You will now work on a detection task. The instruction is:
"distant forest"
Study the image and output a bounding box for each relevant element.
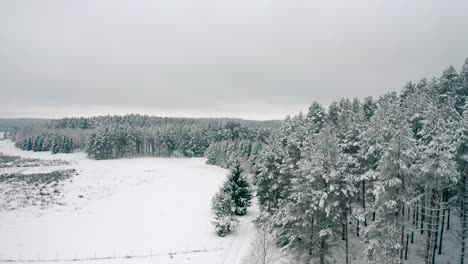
[10,115,280,160]
[0,118,51,133]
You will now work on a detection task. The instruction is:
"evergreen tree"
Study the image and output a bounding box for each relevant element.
[456,109,468,264]
[211,190,239,237]
[222,161,252,216]
[51,136,60,154]
[255,140,285,213]
[364,94,417,264]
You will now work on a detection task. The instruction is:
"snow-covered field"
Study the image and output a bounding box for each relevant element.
[0,139,258,264]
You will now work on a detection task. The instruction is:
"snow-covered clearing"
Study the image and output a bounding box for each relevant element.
[0,139,258,264]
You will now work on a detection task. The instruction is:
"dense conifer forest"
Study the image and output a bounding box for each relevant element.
[240,59,468,264]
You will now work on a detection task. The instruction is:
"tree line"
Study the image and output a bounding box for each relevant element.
[12,115,278,160]
[15,132,75,153]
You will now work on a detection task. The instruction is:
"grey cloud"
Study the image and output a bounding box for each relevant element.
[1,0,468,119]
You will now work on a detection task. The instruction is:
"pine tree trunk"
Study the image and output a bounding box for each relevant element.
[414,200,419,243]
[424,189,442,264]
[400,210,405,264]
[363,180,367,226]
[345,215,349,264]
[425,191,435,264]
[460,172,467,264]
[319,238,326,264]
[412,202,416,244]
[446,189,451,231]
[411,203,415,244]
[356,219,360,237]
[342,222,346,241]
[425,220,433,264]
[438,202,445,255]
[432,197,441,264]
[309,217,315,256]
[405,233,409,260]
[447,206,451,231]
[421,197,426,235]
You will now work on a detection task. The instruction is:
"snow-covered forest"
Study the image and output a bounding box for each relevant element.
[3,58,468,264]
[11,116,279,159]
[234,59,468,264]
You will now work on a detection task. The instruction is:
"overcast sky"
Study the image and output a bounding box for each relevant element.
[1,0,468,120]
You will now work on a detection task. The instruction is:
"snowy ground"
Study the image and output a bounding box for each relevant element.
[2,135,458,264]
[0,139,258,264]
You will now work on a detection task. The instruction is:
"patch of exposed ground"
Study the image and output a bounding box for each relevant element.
[0,169,77,210]
[0,152,70,168]
[0,153,76,210]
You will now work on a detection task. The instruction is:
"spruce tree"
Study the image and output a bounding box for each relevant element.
[51,136,60,154]
[222,161,252,216]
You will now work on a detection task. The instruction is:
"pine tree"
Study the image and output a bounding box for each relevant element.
[306,101,327,134]
[364,94,417,264]
[255,141,285,213]
[456,109,468,264]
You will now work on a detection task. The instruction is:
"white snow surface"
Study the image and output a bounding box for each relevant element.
[0,139,258,264]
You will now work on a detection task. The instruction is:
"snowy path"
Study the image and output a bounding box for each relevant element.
[221,205,259,264]
[0,139,258,264]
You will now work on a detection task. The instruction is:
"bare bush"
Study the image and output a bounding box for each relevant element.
[242,224,280,264]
